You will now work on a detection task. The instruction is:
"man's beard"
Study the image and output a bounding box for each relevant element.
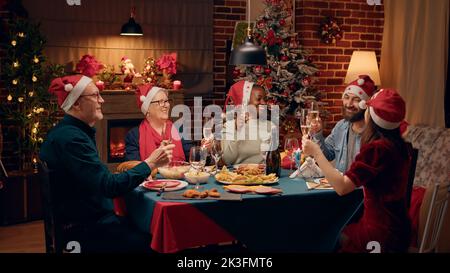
[343,106,365,122]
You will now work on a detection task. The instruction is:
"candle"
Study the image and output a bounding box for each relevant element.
[173,80,181,90]
[95,80,105,91]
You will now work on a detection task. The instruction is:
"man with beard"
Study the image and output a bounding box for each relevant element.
[310,75,376,173]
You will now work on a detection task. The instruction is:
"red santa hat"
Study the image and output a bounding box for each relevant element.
[224,80,254,107]
[359,88,406,130]
[48,75,92,112]
[136,83,166,115]
[343,75,376,104]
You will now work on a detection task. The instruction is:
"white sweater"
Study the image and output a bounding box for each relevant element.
[221,118,274,165]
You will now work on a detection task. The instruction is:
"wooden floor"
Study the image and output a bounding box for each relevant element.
[0,220,45,253]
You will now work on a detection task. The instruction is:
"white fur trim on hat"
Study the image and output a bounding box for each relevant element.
[342,85,370,101]
[61,76,92,112]
[358,100,367,110]
[242,81,254,106]
[357,78,365,85]
[369,106,401,130]
[140,86,165,115]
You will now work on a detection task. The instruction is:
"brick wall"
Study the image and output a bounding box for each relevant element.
[296,0,384,130]
[212,0,384,131]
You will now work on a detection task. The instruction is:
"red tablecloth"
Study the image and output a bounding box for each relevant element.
[114,198,235,253]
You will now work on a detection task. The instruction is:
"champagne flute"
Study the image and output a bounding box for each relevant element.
[189,146,207,189]
[299,109,311,138]
[308,102,321,142]
[284,137,300,172]
[210,140,223,174]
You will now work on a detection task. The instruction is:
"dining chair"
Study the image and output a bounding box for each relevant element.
[38,160,65,253]
[418,182,450,253]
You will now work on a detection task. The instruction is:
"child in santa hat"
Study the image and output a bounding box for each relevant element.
[302,88,411,253]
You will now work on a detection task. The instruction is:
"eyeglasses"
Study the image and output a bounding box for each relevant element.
[80,92,102,101]
[150,99,172,107]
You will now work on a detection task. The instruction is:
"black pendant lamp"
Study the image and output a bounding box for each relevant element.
[120,6,143,36]
[229,0,266,65]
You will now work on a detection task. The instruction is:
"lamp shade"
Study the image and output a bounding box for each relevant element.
[120,17,143,36]
[229,36,267,66]
[345,51,381,85]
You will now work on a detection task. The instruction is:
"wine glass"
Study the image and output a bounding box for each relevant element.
[299,109,311,138]
[284,137,300,172]
[210,140,223,174]
[189,146,207,189]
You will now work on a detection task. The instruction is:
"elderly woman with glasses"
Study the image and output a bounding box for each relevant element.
[125,84,188,162]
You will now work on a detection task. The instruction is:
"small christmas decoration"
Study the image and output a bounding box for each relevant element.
[319,16,343,44]
[76,54,104,77]
[141,57,160,84]
[98,65,121,89]
[120,56,139,83]
[156,52,177,89]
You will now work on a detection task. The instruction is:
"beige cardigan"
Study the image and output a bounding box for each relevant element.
[221,118,274,165]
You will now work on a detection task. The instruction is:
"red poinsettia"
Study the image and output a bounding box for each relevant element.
[156,52,177,75]
[76,54,104,77]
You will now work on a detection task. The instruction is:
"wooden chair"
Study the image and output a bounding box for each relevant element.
[418,182,450,253]
[38,160,65,253]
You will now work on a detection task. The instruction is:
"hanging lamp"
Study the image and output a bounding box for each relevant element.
[120,6,143,36]
[229,0,266,65]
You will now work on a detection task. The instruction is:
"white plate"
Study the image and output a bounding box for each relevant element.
[140,179,188,192]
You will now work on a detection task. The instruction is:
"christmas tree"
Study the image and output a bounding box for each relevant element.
[232,0,321,118]
[1,17,62,169]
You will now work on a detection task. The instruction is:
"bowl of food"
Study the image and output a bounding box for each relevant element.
[184,171,211,184]
[158,161,191,179]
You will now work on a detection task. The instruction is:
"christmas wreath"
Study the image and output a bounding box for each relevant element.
[319,16,343,44]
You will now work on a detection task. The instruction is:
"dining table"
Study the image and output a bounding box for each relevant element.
[117,169,363,253]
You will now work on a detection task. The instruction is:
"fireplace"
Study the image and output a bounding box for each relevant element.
[107,119,141,163]
[95,90,184,172]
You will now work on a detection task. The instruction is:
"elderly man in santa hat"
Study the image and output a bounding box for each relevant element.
[39,75,175,253]
[309,75,376,173]
[303,88,411,253]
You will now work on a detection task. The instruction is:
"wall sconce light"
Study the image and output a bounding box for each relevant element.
[120,6,143,36]
[229,0,266,66]
[345,51,381,85]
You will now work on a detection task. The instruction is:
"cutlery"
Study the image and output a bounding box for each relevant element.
[157,182,167,196]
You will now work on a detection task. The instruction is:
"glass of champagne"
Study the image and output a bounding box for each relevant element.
[210,140,223,174]
[299,109,311,139]
[308,102,321,142]
[284,137,300,174]
[189,146,207,189]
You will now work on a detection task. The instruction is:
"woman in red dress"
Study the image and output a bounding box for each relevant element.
[302,89,411,252]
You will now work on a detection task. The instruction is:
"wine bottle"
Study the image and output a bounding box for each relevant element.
[265,127,281,177]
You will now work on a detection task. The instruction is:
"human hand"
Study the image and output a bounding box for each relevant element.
[145,144,175,169]
[201,138,213,150]
[301,136,320,158]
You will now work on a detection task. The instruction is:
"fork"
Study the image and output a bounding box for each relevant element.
[157,182,167,196]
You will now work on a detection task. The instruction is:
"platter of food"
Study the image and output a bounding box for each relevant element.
[215,167,278,185]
